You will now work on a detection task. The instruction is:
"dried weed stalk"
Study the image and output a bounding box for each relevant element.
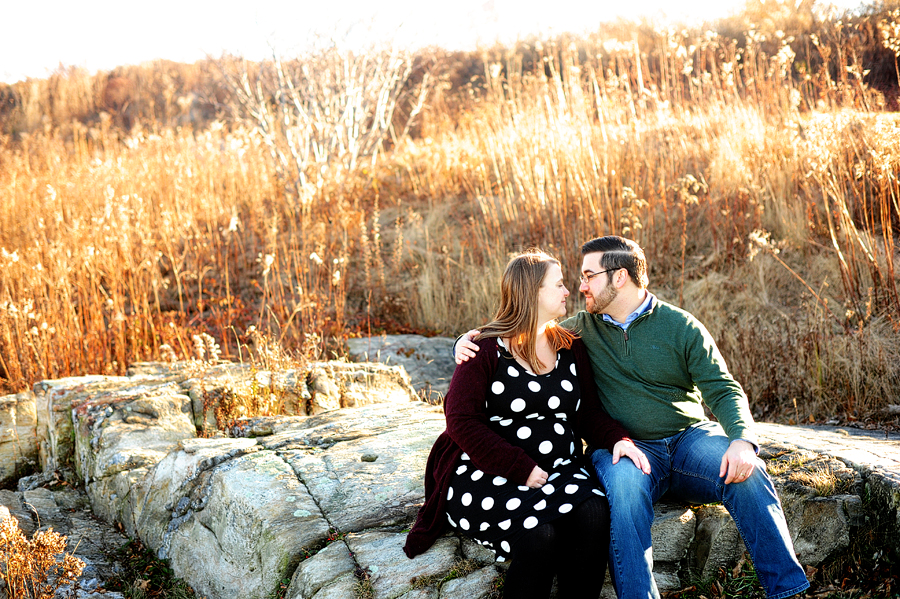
[0,514,85,599]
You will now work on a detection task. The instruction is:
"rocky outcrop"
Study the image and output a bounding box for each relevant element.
[347,334,456,403]
[0,391,38,483]
[2,349,899,599]
[2,360,428,598]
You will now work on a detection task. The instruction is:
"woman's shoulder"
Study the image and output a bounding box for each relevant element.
[454,336,500,371]
[569,336,587,349]
[474,335,499,349]
[568,336,588,355]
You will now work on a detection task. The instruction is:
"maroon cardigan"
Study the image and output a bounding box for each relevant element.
[403,336,631,558]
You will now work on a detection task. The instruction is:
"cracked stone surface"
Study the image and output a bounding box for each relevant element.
[278,403,442,532]
[286,539,356,598]
[345,531,460,599]
[165,449,329,599]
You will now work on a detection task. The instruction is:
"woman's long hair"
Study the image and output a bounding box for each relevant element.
[476,250,576,373]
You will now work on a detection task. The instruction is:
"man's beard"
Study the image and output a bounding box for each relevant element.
[585,283,617,315]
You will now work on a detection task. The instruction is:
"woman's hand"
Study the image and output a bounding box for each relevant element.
[525,465,549,488]
[612,440,651,474]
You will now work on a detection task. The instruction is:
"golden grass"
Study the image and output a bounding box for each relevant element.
[766,451,857,497]
[1,7,899,425]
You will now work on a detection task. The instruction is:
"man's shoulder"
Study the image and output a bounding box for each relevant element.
[648,297,711,339]
[561,311,604,336]
[649,297,699,323]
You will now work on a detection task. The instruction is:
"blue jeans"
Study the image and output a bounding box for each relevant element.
[591,421,810,599]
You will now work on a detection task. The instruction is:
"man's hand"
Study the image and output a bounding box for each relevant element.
[611,440,651,474]
[720,439,757,484]
[525,465,549,488]
[453,329,482,364]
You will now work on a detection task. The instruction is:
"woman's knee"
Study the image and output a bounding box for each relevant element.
[554,495,610,541]
[573,495,609,527]
[512,522,561,560]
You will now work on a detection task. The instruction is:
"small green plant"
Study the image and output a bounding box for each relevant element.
[325,528,347,544]
[488,571,505,598]
[353,565,374,599]
[105,539,195,599]
[669,555,765,599]
[296,544,321,562]
[271,576,291,599]
[409,558,479,590]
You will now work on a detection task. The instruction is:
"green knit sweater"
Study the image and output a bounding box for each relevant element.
[560,296,757,444]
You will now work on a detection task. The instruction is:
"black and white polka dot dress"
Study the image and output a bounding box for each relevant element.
[444,340,604,560]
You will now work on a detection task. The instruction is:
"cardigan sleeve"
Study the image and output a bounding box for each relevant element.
[403,431,460,558]
[443,337,538,486]
[570,338,632,451]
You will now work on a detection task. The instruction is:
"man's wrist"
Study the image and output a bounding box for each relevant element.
[731,438,759,454]
[452,334,464,358]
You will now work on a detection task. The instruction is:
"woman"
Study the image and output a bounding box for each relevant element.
[404,250,650,598]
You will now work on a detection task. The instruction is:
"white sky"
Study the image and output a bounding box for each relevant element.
[0,0,864,84]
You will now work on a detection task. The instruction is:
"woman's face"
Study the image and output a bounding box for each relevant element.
[537,263,569,324]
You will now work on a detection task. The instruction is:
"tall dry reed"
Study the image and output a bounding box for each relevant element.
[0,122,352,386]
[388,26,899,421]
[1,5,899,424]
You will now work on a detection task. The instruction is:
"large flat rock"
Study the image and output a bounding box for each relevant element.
[132,437,260,550]
[277,403,443,531]
[165,450,331,599]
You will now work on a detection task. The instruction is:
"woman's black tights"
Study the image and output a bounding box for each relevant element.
[502,495,610,599]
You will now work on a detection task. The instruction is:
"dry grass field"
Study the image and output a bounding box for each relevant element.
[1,1,899,430]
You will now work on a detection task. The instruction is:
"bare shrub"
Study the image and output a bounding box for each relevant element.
[0,511,85,599]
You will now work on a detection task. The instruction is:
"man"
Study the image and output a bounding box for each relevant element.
[455,235,809,599]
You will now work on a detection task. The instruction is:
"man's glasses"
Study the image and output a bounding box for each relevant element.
[579,268,618,285]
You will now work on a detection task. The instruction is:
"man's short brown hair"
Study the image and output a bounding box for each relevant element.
[581,236,649,289]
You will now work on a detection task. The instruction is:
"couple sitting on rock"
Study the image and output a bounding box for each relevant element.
[403,235,810,599]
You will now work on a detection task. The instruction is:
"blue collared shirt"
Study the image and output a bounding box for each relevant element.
[602,291,654,330]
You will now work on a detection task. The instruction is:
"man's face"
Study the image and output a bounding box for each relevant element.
[580,252,618,315]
